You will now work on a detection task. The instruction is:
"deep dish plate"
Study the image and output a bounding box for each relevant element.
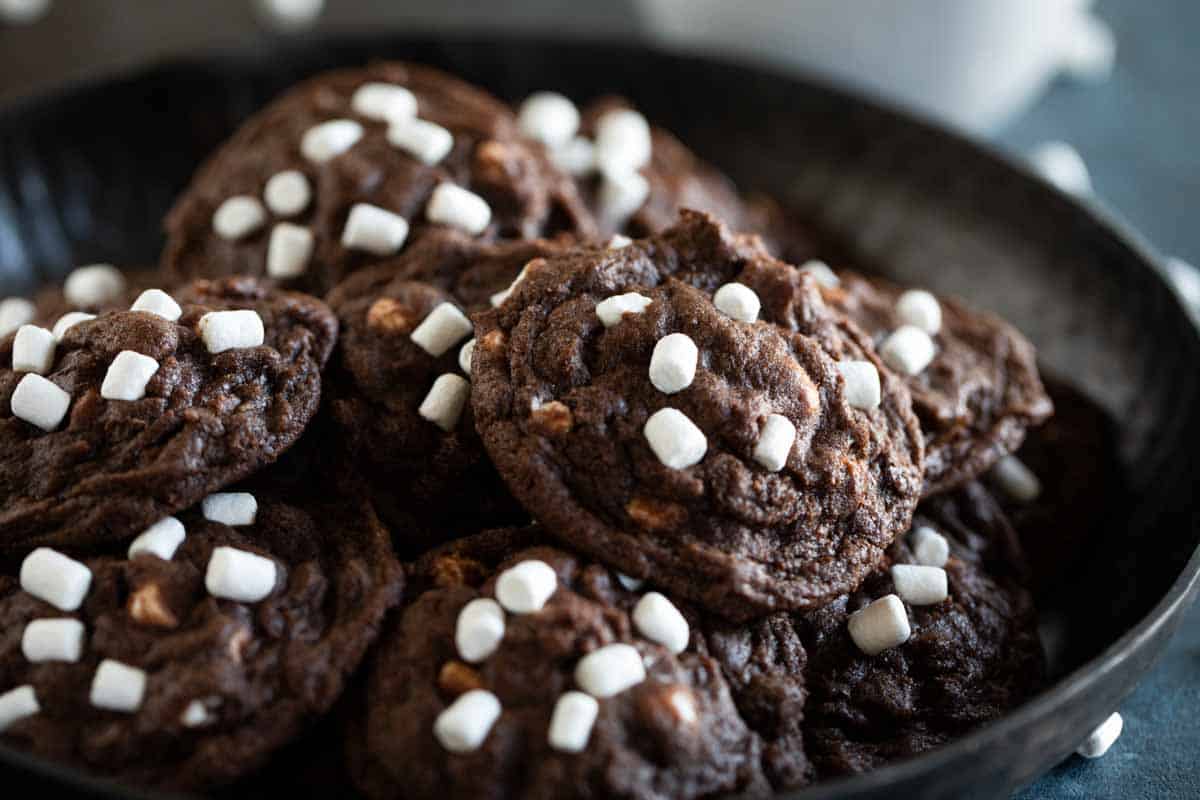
[0,35,1198,800]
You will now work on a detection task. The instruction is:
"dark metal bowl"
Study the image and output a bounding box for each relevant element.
[1,35,1198,800]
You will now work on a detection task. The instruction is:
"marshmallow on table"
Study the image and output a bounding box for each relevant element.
[644,408,707,470]
[550,136,595,176]
[649,333,698,394]
[1061,14,1116,84]
[341,203,410,256]
[12,325,55,374]
[411,302,472,358]
[799,260,840,288]
[548,691,599,753]
[847,594,911,656]
[351,82,418,123]
[198,309,264,354]
[388,117,453,166]
[264,170,312,217]
[202,492,258,526]
[205,546,277,603]
[89,659,147,713]
[632,592,690,654]
[267,223,315,278]
[100,351,159,401]
[434,689,502,753]
[895,289,942,335]
[616,573,645,591]
[594,108,652,173]
[52,311,95,341]
[910,526,950,568]
[575,643,646,698]
[608,234,633,249]
[301,119,363,163]
[890,564,949,605]
[11,373,71,431]
[595,292,652,328]
[427,183,492,236]
[753,413,796,472]
[597,168,650,226]
[128,516,186,561]
[880,325,936,375]
[1029,140,1092,196]
[991,455,1042,502]
[130,289,182,322]
[212,196,267,240]
[455,598,506,663]
[517,92,580,148]
[1077,712,1123,759]
[64,264,126,308]
[21,618,85,663]
[713,282,760,323]
[495,560,558,614]
[0,686,39,733]
[0,297,35,337]
[836,360,882,411]
[458,338,475,376]
[419,374,470,432]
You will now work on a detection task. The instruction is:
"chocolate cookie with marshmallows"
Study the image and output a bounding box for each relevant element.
[0,276,336,553]
[471,211,925,620]
[0,487,402,790]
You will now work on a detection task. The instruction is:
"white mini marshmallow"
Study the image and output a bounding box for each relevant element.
[388,117,454,166]
[198,309,265,354]
[597,168,649,226]
[495,560,558,614]
[263,169,312,217]
[0,297,34,337]
[517,92,580,147]
[181,700,213,728]
[411,302,473,357]
[301,118,363,163]
[351,82,418,123]
[575,643,646,698]
[847,594,911,656]
[1029,140,1092,196]
[100,350,159,401]
[550,136,595,176]
[753,413,796,472]
[910,526,950,568]
[799,260,840,288]
[202,492,258,526]
[341,203,410,256]
[633,591,690,654]
[880,325,936,376]
[64,264,126,308]
[11,373,70,431]
[434,689,502,753]
[267,223,314,278]
[616,573,644,591]
[992,455,1042,502]
[12,325,55,374]
[212,195,267,240]
[128,516,186,561]
[713,282,760,323]
[427,183,492,236]
[0,686,38,732]
[649,333,698,395]
[608,234,633,249]
[1077,712,1123,759]
[21,618,85,663]
[489,262,533,308]
[130,289,182,321]
[890,564,949,605]
[836,360,882,411]
[205,546,277,603]
[644,408,707,470]
[52,311,95,341]
[419,373,470,432]
[895,289,942,335]
[89,659,147,713]
[548,691,599,753]
[594,108,652,173]
[1061,15,1116,84]
[595,292,652,328]
[458,338,475,376]
[455,598,506,663]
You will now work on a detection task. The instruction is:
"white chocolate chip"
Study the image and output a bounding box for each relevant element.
[418,373,470,432]
[387,117,454,166]
[64,264,126,308]
[799,260,840,288]
[21,618,85,663]
[10,373,71,431]
[301,118,363,163]
[263,170,312,217]
[198,309,265,354]
[351,82,418,123]
[427,183,492,236]
[1077,712,1123,759]
[205,546,276,603]
[880,325,936,375]
[202,492,258,526]
[341,203,410,256]
[753,413,796,472]
[595,292,652,327]
[495,560,558,614]
[547,691,599,753]
[632,591,690,654]
[895,289,942,335]
[128,517,186,561]
[597,168,649,227]
[713,282,760,323]
[100,350,159,401]
[89,659,147,713]
[608,234,633,249]
[266,223,314,279]
[836,360,882,410]
[910,526,950,568]
[890,564,949,605]
[51,311,95,341]
[455,598,506,663]
[616,573,644,592]
[847,594,911,656]
[549,136,595,176]
[411,302,472,358]
[649,333,698,395]
[130,289,182,321]
[991,455,1042,502]
[0,686,39,732]
[594,108,652,173]
[434,689,502,753]
[643,408,707,470]
[517,92,580,147]
[12,325,55,374]
[212,196,266,240]
[458,338,475,376]
[575,643,646,698]
[0,297,35,337]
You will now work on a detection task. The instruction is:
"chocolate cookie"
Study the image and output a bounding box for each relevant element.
[471,211,924,620]
[0,277,336,552]
[0,488,402,790]
[162,62,597,295]
[819,272,1053,495]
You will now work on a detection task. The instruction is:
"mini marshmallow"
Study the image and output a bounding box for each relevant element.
[1029,140,1092,196]
[12,325,55,374]
[0,297,34,337]
[597,168,650,226]
[419,373,470,432]
[89,659,147,713]
[351,82,418,123]
[799,260,840,288]
[205,546,277,603]
[21,618,85,663]
[341,203,410,256]
[1077,712,1123,759]
[11,373,70,431]
[198,309,265,354]
[458,338,476,376]
[517,92,580,147]
[575,643,646,698]
[548,691,599,753]
[51,311,95,341]
[890,564,949,605]
[616,573,644,591]
[847,594,911,656]
[836,360,882,411]
[632,592,690,654]
[100,350,160,401]
[427,183,492,236]
[434,689,502,753]
[992,455,1042,502]
[488,262,533,308]
[411,302,473,358]
[267,223,314,278]
[128,516,186,561]
[753,413,796,472]
[880,325,936,376]
[594,108,652,173]
[301,118,363,163]
[595,292,652,327]
[649,333,698,394]
[263,169,312,217]
[181,700,213,728]
[130,289,182,321]
[202,492,258,526]
[1061,15,1116,84]
[0,686,38,732]
[64,264,126,309]
[910,526,950,568]
[550,136,595,176]
[644,408,707,470]
[608,234,633,249]
[455,598,506,663]
[895,289,942,335]
[713,282,760,323]
[212,195,266,240]
[495,560,558,614]
[388,117,454,166]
